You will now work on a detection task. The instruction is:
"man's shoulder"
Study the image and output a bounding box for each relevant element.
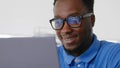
[98,40,120,59]
[100,40,120,50]
[97,40,120,67]
[57,45,63,53]
[93,40,120,67]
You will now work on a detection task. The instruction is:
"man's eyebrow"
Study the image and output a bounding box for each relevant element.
[67,12,81,17]
[54,15,59,18]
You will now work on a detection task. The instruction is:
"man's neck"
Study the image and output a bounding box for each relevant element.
[72,35,94,57]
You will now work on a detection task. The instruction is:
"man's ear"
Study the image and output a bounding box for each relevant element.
[90,15,95,27]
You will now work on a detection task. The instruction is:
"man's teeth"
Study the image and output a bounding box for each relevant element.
[65,37,74,41]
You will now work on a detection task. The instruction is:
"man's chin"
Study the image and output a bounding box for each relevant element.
[63,44,77,55]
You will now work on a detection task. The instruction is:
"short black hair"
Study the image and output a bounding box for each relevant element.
[53,0,94,13]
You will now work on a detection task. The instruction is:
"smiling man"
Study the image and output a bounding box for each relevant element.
[49,0,120,68]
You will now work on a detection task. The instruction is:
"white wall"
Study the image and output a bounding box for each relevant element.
[0,0,120,41]
[94,0,120,41]
[0,0,54,37]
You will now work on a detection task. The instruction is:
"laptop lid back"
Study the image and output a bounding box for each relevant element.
[0,36,59,68]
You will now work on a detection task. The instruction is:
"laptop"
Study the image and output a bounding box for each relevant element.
[0,36,60,68]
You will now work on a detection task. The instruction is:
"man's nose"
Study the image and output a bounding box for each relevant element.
[61,21,72,33]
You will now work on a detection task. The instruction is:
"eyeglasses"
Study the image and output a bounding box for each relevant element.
[49,13,94,30]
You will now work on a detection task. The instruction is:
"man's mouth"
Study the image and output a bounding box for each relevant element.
[63,35,77,44]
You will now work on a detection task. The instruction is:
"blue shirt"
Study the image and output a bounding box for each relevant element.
[57,35,120,68]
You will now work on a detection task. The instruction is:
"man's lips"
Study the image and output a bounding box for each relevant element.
[64,37,75,44]
[62,35,78,44]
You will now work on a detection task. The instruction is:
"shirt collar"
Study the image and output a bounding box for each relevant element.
[62,46,75,64]
[62,34,101,64]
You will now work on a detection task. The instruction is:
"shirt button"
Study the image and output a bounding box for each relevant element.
[77,64,80,68]
[74,58,80,63]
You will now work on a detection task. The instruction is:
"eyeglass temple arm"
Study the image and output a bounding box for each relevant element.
[83,13,94,18]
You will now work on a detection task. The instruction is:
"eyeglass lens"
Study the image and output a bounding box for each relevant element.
[67,16,81,27]
[52,16,81,29]
[54,19,64,29]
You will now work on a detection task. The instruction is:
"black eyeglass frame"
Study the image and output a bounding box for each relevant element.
[49,13,94,30]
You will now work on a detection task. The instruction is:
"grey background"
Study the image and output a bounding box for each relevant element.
[0,0,120,41]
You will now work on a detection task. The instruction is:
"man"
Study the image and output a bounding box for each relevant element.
[49,0,120,68]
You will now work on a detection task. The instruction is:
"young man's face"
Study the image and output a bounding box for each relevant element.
[54,0,94,54]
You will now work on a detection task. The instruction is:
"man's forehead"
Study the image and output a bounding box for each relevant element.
[54,0,87,18]
[55,0,82,4]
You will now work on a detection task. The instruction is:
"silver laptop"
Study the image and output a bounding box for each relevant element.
[0,36,59,68]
